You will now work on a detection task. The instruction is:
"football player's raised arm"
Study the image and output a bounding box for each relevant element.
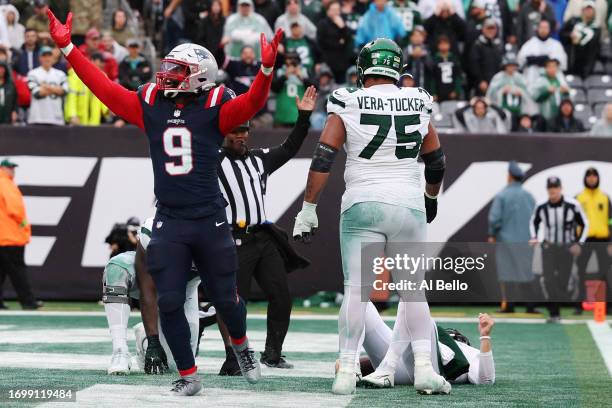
[471,313,495,385]
[218,30,283,135]
[419,123,445,198]
[304,114,346,204]
[63,46,144,129]
[47,10,144,129]
[218,69,273,135]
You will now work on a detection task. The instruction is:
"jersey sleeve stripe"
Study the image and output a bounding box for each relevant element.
[143,83,157,106]
[205,86,219,108]
[149,85,158,105]
[140,226,152,238]
[211,86,223,107]
[329,94,346,108]
[141,83,150,100]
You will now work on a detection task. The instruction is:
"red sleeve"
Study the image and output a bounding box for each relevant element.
[65,46,144,129]
[218,70,272,136]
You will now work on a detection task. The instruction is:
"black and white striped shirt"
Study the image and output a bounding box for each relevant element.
[217,111,311,227]
[530,196,588,244]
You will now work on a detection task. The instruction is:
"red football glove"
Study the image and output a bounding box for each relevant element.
[47,9,73,48]
[260,29,283,69]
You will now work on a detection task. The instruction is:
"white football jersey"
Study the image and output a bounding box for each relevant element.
[327,84,433,214]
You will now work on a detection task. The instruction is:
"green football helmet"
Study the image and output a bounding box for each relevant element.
[356,38,403,85]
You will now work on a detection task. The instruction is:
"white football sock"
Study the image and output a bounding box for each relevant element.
[378,301,434,371]
[338,284,367,369]
[411,339,432,367]
[362,301,393,368]
[104,303,130,352]
[185,279,201,356]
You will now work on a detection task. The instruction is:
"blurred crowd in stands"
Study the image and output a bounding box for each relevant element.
[0,0,612,134]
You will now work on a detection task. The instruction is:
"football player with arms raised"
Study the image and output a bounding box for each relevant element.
[47,10,283,396]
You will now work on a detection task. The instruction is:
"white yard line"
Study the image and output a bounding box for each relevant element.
[0,352,335,379]
[38,384,352,408]
[587,321,612,377]
[0,329,338,353]
[0,309,604,324]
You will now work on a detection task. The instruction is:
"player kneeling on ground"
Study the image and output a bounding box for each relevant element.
[358,303,495,387]
[102,217,200,375]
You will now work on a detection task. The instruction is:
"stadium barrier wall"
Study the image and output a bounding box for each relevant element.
[2,125,612,300]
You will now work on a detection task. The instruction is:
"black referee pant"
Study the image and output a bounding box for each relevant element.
[234,228,292,360]
[576,238,610,301]
[0,246,37,308]
[542,244,574,318]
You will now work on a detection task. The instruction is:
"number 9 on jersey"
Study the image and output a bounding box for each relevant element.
[163,127,193,176]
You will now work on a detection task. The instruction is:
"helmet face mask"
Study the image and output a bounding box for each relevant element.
[156,44,218,97]
[157,59,196,91]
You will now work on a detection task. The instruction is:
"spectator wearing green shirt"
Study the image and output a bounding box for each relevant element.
[282,22,320,74]
[530,58,571,121]
[391,0,422,46]
[271,51,314,127]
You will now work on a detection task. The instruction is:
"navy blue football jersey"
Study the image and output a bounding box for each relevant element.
[137,83,234,219]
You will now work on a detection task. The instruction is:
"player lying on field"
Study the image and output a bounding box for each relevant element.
[357,302,496,387]
[48,9,283,395]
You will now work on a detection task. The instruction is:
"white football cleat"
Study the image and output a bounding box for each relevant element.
[232,340,261,384]
[361,369,395,388]
[413,363,451,395]
[108,349,132,375]
[332,363,357,395]
[133,322,147,371]
[165,376,203,396]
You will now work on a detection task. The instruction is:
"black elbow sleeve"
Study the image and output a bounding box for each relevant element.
[421,148,446,185]
[310,142,338,173]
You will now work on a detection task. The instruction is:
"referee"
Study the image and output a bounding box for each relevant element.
[217,86,316,369]
[530,176,588,322]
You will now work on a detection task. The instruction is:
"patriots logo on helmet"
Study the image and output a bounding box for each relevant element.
[193,48,210,62]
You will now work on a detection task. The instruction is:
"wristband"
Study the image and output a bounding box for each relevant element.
[479,336,491,340]
[60,43,74,56]
[147,335,161,346]
[424,191,438,200]
[261,65,273,76]
[302,201,317,211]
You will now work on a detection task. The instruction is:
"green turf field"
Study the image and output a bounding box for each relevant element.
[0,308,610,407]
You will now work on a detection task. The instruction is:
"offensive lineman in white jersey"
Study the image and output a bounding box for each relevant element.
[103,217,200,375]
[293,38,449,395]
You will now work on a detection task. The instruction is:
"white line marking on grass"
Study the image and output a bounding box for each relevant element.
[587,321,612,377]
[38,384,352,408]
[0,352,335,379]
[0,328,339,353]
[0,310,604,324]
